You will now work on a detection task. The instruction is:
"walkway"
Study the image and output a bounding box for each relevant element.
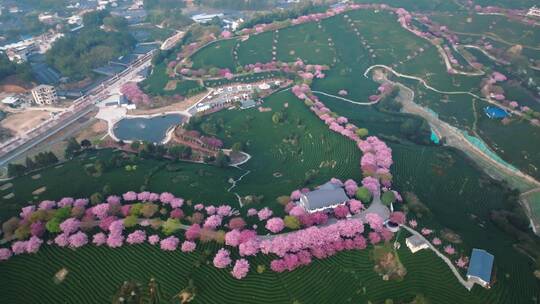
[311,91,379,106]
[363,64,528,124]
[401,225,475,291]
[460,45,510,65]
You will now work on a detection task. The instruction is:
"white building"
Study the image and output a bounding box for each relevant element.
[527,6,540,17]
[0,39,36,62]
[405,235,429,253]
[196,104,211,113]
[223,18,244,31]
[38,13,59,24]
[192,13,224,24]
[67,15,83,25]
[258,83,271,90]
[1,95,23,107]
[31,85,58,105]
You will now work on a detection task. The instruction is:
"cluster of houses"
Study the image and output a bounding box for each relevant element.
[191,12,244,32]
[0,31,64,63]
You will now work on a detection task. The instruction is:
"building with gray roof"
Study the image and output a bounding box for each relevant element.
[405,235,429,253]
[466,248,494,288]
[298,181,349,213]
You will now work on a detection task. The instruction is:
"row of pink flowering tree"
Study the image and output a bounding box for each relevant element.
[0,187,407,279]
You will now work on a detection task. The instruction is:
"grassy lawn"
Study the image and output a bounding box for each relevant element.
[276,22,335,65]
[237,31,274,66]
[141,63,203,97]
[0,150,242,222]
[431,13,540,48]
[191,39,238,70]
[192,89,362,213]
[477,116,540,180]
[399,78,478,130]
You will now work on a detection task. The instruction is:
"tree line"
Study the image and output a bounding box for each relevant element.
[45,10,136,80]
[8,152,59,178]
[0,53,33,83]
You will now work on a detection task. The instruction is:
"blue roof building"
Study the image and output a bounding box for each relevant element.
[466,248,494,288]
[484,106,509,119]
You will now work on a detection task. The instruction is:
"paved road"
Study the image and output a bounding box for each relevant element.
[0,50,156,167]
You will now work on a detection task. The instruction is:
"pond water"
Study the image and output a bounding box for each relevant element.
[113,114,184,143]
[430,130,440,144]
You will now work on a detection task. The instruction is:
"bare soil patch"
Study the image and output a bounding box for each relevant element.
[1,110,51,136]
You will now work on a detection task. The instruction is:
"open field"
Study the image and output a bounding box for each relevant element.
[141,63,203,97]
[1,110,51,136]
[237,31,274,66]
[191,39,239,70]
[275,22,335,65]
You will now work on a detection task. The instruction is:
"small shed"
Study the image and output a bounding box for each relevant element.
[467,248,494,288]
[405,235,429,253]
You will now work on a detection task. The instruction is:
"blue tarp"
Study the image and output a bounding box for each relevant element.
[484,106,509,119]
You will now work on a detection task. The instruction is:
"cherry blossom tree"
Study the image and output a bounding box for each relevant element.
[444,245,455,255]
[228,217,246,230]
[181,241,196,253]
[204,215,223,230]
[258,208,273,221]
[0,248,12,261]
[26,236,43,253]
[148,235,160,245]
[231,259,249,279]
[68,231,88,248]
[225,229,242,247]
[213,248,232,268]
[60,218,81,235]
[348,199,364,214]
[333,205,349,219]
[92,233,107,246]
[421,228,432,236]
[160,236,179,251]
[266,217,285,233]
[185,224,201,240]
[126,230,146,245]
